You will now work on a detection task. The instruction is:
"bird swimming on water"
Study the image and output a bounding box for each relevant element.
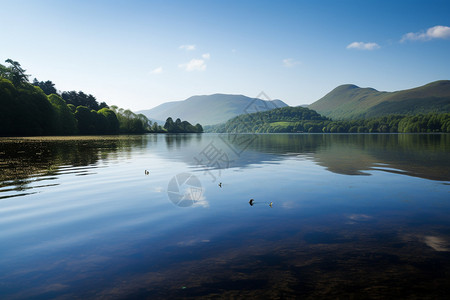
[249,199,254,206]
[218,182,222,188]
[145,170,149,175]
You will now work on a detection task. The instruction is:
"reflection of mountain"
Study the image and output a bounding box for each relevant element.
[158,133,286,170]
[156,133,450,181]
[2,133,448,199]
[243,134,450,181]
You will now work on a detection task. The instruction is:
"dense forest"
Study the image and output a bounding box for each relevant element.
[206,106,450,133]
[0,59,202,136]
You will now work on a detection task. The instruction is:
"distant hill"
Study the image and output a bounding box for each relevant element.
[205,104,450,134]
[137,94,288,125]
[309,80,450,119]
[206,106,329,133]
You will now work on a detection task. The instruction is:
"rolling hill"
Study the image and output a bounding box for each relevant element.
[137,94,288,125]
[309,80,450,119]
[206,106,329,133]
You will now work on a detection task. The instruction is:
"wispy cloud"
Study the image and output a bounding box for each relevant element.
[346,41,380,50]
[282,58,300,67]
[179,59,206,71]
[179,53,210,72]
[401,25,450,42]
[179,44,196,51]
[150,66,163,74]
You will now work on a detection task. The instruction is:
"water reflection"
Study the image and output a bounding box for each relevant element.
[158,133,450,181]
[0,134,449,299]
[1,134,449,201]
[0,136,147,198]
[2,134,448,187]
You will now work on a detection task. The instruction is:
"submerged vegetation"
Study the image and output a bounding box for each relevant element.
[0,59,202,136]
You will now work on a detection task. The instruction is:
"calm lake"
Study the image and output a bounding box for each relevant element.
[1,133,449,299]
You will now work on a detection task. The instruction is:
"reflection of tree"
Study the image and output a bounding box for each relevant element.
[236,134,450,181]
[165,134,199,150]
[0,136,146,185]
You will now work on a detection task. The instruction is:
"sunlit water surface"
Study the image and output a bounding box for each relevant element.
[0,134,449,299]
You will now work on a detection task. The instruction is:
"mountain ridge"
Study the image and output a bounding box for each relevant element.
[137,93,288,125]
[309,80,450,119]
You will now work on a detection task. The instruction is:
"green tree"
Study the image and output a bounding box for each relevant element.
[48,94,78,135]
[195,123,203,133]
[98,108,120,134]
[3,59,30,87]
[164,117,175,132]
[33,79,57,95]
[75,106,95,134]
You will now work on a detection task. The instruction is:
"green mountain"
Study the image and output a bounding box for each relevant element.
[206,105,450,134]
[309,80,450,119]
[207,106,329,133]
[137,94,288,125]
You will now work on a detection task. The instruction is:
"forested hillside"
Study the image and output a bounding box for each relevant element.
[0,59,201,136]
[207,106,329,133]
[206,106,450,133]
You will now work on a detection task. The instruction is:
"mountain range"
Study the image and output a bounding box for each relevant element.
[137,94,287,125]
[309,80,450,120]
[137,80,450,126]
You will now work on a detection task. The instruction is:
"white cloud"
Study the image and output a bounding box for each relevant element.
[401,25,450,42]
[282,58,300,67]
[150,66,163,74]
[346,41,380,50]
[202,53,210,60]
[179,58,206,71]
[179,44,196,51]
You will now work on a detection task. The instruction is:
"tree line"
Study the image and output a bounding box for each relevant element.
[206,106,450,133]
[163,117,203,133]
[0,59,203,136]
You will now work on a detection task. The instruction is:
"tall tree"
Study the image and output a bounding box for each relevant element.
[48,94,78,135]
[75,106,95,134]
[98,108,120,134]
[164,117,175,132]
[62,91,102,110]
[33,79,57,95]
[4,59,30,87]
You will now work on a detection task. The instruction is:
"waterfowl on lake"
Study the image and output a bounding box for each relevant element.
[269,202,273,208]
[249,199,254,206]
[145,170,149,175]
[218,182,222,188]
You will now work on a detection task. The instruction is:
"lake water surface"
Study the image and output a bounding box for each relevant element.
[1,133,449,299]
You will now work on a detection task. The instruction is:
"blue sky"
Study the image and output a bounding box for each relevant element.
[1,0,450,111]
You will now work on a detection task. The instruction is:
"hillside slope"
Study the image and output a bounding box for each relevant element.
[309,80,450,119]
[207,106,329,133]
[137,94,288,125]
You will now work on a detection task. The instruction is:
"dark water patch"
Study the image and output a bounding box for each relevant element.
[303,231,355,244]
[0,192,38,200]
